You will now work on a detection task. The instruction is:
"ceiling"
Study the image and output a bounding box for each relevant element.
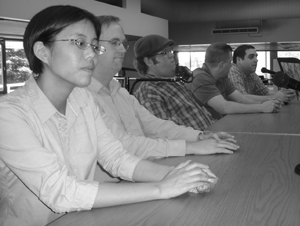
[140,0,300,23]
[140,0,300,51]
[97,0,300,50]
[98,0,300,23]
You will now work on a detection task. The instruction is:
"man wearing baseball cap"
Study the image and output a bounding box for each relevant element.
[133,34,214,131]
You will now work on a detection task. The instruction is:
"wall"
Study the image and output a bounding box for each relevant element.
[0,0,168,70]
[0,0,168,38]
[169,18,300,47]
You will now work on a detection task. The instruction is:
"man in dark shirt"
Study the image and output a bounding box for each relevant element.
[186,42,282,119]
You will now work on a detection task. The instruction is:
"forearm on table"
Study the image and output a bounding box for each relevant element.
[245,94,268,102]
[92,181,161,208]
[132,159,173,182]
[213,101,263,114]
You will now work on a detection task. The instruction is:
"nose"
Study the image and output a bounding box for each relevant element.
[85,44,97,60]
[119,43,128,53]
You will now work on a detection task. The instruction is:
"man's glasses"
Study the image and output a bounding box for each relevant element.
[50,38,106,55]
[99,39,129,50]
[155,50,174,58]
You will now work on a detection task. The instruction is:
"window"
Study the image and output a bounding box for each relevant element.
[278,51,300,59]
[178,50,271,78]
[257,51,271,79]
[0,39,31,94]
[0,42,3,93]
[177,52,205,71]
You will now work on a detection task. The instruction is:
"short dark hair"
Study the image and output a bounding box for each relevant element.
[133,55,159,76]
[205,42,232,67]
[97,15,120,29]
[24,5,100,75]
[133,57,148,76]
[233,45,255,63]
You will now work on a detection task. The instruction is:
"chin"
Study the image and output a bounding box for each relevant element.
[77,76,92,88]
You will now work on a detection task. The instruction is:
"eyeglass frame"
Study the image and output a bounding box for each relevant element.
[154,49,174,58]
[99,39,129,50]
[49,38,106,55]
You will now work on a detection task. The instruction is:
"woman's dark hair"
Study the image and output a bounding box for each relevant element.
[23,5,100,75]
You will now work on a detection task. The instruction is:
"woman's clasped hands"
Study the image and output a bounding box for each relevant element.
[158,160,218,199]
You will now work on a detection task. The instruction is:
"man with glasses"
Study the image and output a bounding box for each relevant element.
[87,16,238,168]
[133,34,216,131]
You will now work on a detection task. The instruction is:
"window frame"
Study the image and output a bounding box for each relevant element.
[1,37,28,94]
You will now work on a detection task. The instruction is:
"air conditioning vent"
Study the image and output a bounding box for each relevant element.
[212,27,259,34]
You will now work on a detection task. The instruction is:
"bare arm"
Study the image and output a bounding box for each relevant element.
[267,89,295,102]
[92,160,218,208]
[207,91,282,115]
[244,89,295,103]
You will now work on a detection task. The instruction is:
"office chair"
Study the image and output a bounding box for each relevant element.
[277,57,300,80]
[113,67,139,92]
[277,57,300,99]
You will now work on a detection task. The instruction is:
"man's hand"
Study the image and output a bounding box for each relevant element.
[261,98,283,113]
[199,131,236,143]
[186,138,239,155]
[275,89,296,102]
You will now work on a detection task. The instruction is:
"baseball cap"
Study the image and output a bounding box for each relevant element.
[134,34,175,58]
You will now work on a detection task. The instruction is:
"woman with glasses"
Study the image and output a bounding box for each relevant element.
[0,5,218,226]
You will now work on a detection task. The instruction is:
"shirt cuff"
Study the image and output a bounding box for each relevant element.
[190,130,202,141]
[73,180,99,211]
[118,155,142,182]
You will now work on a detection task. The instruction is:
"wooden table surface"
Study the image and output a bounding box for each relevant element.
[48,133,300,226]
[207,100,300,135]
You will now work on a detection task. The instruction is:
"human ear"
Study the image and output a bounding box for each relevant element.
[143,57,154,67]
[33,41,49,64]
[218,61,225,69]
[236,56,242,63]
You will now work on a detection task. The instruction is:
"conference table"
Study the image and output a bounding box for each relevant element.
[208,100,300,135]
[47,101,300,226]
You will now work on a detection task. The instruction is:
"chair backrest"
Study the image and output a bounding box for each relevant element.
[277,57,300,81]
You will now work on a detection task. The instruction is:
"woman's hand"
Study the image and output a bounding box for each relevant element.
[157,160,218,199]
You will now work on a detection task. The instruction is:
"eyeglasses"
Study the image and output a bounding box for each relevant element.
[155,50,174,58]
[50,38,106,55]
[99,39,129,50]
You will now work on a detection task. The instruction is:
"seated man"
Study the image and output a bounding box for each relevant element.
[133,34,214,131]
[228,44,295,102]
[185,42,282,120]
[88,16,238,160]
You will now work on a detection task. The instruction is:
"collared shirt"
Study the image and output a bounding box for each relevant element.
[0,75,141,226]
[185,64,236,120]
[87,77,201,159]
[228,64,269,95]
[133,75,215,131]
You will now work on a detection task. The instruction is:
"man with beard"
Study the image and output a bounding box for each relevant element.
[228,44,295,103]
